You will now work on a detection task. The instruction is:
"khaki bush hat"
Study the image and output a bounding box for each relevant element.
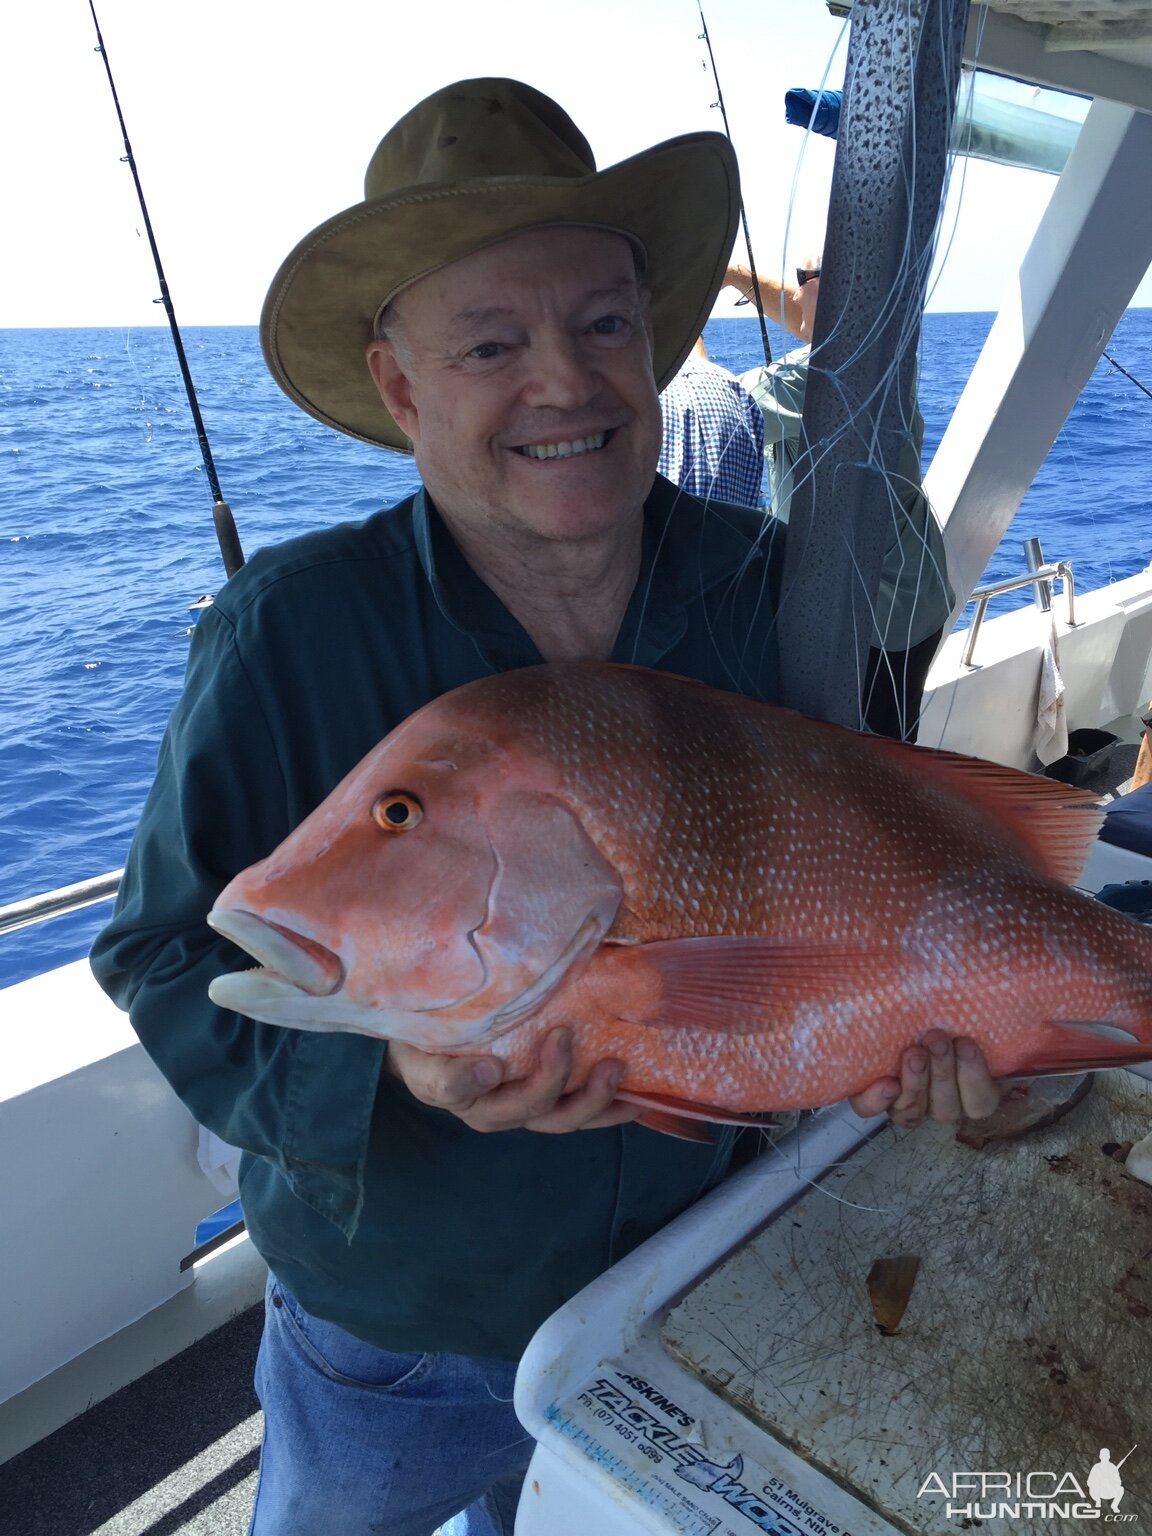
[260,77,740,450]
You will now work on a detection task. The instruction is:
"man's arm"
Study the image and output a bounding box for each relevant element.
[90,604,385,1235]
[723,260,806,339]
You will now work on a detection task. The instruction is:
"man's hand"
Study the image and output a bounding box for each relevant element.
[384,1027,640,1135]
[848,1030,1002,1127]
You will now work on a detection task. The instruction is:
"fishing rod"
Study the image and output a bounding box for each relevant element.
[696,0,773,366]
[88,0,245,579]
[1104,352,1152,401]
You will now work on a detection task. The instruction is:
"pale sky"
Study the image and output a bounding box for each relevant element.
[4,0,1149,328]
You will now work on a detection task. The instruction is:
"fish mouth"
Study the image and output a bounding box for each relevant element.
[207,908,345,997]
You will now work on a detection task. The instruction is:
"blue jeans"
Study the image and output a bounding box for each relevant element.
[248,1278,533,1535]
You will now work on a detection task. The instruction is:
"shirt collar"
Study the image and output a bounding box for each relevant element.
[411,477,765,671]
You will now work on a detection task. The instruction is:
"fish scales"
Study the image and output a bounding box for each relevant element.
[208,662,1152,1131]
[474,666,942,941]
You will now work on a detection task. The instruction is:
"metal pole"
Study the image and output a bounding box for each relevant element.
[0,871,123,936]
[1023,535,1053,611]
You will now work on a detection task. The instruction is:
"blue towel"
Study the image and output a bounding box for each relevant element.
[784,88,843,138]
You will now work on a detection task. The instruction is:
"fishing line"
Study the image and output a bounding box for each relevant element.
[745,8,961,740]
[121,330,156,444]
[696,0,773,366]
[88,0,245,579]
[754,1129,904,1216]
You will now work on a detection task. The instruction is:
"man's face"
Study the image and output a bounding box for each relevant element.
[366,227,663,549]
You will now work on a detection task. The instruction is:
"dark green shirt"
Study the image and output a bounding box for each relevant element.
[90,476,784,1359]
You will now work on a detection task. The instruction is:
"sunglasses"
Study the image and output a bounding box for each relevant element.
[796,266,822,287]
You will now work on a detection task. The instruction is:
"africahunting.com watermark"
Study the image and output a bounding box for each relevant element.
[918,1448,1137,1522]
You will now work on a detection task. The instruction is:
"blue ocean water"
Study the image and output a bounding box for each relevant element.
[2,312,1151,988]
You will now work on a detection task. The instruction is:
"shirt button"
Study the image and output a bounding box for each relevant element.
[271,1292,284,1309]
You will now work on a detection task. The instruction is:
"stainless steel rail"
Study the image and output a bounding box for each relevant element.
[961,560,1077,669]
[0,870,123,937]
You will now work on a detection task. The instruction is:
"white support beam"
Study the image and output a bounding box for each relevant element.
[924,99,1152,611]
[964,6,1152,110]
[1045,22,1152,55]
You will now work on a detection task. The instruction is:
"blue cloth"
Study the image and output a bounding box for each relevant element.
[1099,781,1152,858]
[784,88,843,138]
[248,1279,530,1535]
[658,355,765,508]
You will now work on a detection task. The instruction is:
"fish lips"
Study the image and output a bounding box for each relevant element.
[200,902,527,1046]
[206,896,616,1048]
[206,964,438,1041]
[207,907,345,997]
[207,907,403,1037]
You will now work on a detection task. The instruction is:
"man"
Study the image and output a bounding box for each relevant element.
[726,256,954,739]
[658,335,765,508]
[91,79,997,1535]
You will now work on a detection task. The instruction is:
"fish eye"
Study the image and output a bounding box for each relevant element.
[371,792,423,832]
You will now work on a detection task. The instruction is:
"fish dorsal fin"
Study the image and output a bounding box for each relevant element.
[861,735,1104,884]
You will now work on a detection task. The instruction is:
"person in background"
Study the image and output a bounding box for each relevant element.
[658,334,765,508]
[725,256,954,741]
[91,80,998,1536]
[1098,778,1152,859]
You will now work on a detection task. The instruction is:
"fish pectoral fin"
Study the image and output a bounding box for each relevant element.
[611,934,889,1034]
[1013,1021,1152,1077]
[617,1088,784,1142]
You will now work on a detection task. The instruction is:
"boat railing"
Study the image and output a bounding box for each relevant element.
[961,552,1076,669]
[0,869,123,938]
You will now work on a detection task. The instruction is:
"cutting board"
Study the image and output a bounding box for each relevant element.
[663,1070,1152,1535]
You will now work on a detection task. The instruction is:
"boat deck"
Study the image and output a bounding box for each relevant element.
[0,1307,261,1535]
[1071,711,1145,799]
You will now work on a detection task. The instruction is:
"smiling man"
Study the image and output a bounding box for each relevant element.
[92,78,996,1536]
[366,227,663,662]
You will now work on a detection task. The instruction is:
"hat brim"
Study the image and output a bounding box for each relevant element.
[260,133,740,451]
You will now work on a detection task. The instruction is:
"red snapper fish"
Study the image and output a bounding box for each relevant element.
[207,662,1152,1136]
